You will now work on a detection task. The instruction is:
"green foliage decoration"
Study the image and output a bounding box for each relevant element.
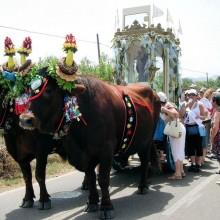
[0,66,38,101]
[39,56,76,92]
[0,53,113,102]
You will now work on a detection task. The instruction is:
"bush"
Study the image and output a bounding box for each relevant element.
[0,146,21,178]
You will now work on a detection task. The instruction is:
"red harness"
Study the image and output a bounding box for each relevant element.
[28,79,49,102]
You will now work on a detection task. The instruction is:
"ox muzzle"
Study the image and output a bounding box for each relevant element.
[19,112,38,130]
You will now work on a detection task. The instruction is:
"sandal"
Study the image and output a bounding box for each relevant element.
[182,172,186,177]
[168,175,182,180]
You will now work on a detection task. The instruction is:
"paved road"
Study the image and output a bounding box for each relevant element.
[1,158,220,220]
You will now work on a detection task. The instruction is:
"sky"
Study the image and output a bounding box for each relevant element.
[0,0,220,79]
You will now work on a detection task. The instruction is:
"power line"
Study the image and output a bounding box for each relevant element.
[156,60,220,76]
[0,25,111,48]
[1,24,219,75]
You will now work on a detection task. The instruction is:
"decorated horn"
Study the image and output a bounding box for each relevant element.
[63,34,77,67]
[17,37,32,65]
[4,37,16,71]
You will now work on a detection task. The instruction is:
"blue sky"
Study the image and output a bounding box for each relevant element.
[0,0,219,78]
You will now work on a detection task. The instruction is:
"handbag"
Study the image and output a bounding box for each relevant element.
[164,119,182,138]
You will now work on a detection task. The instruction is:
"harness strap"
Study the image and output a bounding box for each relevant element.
[28,79,49,102]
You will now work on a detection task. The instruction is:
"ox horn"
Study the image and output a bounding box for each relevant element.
[70,83,86,95]
[4,37,16,71]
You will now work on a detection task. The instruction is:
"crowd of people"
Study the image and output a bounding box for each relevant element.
[154,87,220,183]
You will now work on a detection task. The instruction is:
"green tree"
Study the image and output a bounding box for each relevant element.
[181,78,193,89]
[79,53,114,82]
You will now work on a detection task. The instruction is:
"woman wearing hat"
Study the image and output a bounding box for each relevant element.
[161,102,186,179]
[183,89,207,172]
[210,93,220,180]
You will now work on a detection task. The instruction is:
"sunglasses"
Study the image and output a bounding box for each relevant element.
[188,93,197,96]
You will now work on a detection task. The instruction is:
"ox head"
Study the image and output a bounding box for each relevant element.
[19,67,85,135]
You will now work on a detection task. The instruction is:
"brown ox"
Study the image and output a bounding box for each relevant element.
[20,72,160,219]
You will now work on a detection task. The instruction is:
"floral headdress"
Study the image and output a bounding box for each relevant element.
[17,37,33,75]
[3,37,17,71]
[56,34,78,82]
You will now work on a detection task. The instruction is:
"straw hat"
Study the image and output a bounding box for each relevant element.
[56,58,78,82]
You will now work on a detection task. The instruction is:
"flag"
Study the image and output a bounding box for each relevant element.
[166,9,174,24]
[178,20,183,35]
[152,4,164,18]
[115,9,119,31]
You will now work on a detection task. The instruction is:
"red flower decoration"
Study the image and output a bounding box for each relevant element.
[65,34,76,44]
[4,37,14,50]
[23,37,32,50]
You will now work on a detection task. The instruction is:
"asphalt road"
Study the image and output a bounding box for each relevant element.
[0,158,220,220]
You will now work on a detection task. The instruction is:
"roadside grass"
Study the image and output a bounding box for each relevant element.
[0,147,73,192]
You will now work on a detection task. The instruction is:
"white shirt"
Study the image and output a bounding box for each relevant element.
[200,97,212,118]
[184,100,203,126]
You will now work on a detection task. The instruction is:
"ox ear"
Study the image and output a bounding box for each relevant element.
[70,84,86,95]
[38,66,49,77]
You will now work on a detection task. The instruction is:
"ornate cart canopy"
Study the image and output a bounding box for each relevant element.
[112,21,181,102]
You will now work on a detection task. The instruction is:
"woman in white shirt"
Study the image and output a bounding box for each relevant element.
[183,89,207,172]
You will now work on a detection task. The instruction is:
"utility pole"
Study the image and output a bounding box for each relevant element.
[96,33,101,64]
[206,72,209,87]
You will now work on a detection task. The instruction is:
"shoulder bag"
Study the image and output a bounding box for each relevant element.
[164,119,182,138]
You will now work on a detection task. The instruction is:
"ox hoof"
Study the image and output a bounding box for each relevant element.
[137,186,149,194]
[38,200,51,210]
[20,199,34,208]
[84,203,99,212]
[99,209,114,219]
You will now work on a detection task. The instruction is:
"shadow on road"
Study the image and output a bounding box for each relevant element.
[5,158,218,220]
[5,167,174,220]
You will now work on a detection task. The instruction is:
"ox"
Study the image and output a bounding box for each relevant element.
[0,85,69,209]
[20,71,161,219]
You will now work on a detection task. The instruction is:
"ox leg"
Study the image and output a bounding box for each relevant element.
[35,155,51,210]
[81,174,89,190]
[84,166,99,212]
[19,162,35,208]
[98,161,114,219]
[137,148,150,194]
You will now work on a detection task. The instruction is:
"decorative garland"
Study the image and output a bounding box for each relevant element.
[0,34,78,102]
[0,63,38,101]
[47,58,76,92]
